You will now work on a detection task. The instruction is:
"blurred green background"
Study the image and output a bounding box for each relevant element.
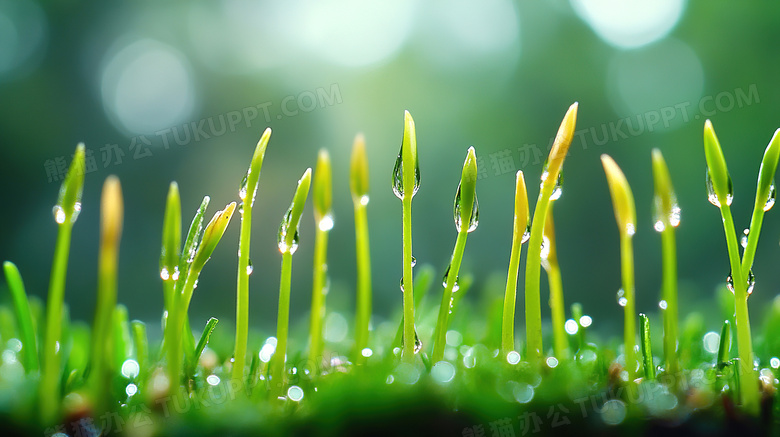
[1,0,779,343]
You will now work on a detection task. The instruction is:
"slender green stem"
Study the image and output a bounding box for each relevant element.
[660,226,679,381]
[40,223,73,423]
[309,226,329,364]
[501,226,524,355]
[432,229,468,362]
[353,201,372,364]
[620,233,637,384]
[639,313,655,380]
[2,262,38,373]
[720,204,759,413]
[271,252,293,398]
[131,320,148,382]
[525,192,551,360]
[166,267,198,396]
[544,207,567,361]
[233,199,253,383]
[402,196,415,362]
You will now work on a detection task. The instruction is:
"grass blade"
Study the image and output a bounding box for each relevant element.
[2,262,38,373]
[271,169,312,398]
[161,182,181,314]
[601,154,638,386]
[525,103,578,362]
[542,205,567,361]
[233,128,271,384]
[501,171,529,356]
[432,147,478,363]
[309,149,333,367]
[41,144,85,424]
[193,317,219,369]
[639,313,655,380]
[351,135,373,365]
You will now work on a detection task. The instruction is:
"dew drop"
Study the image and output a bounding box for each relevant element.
[392,148,421,200]
[171,266,180,281]
[541,160,563,201]
[160,268,170,281]
[246,259,254,276]
[747,269,755,296]
[453,182,479,233]
[540,236,551,260]
[654,220,665,233]
[239,173,248,201]
[411,256,417,268]
[442,264,460,292]
[277,209,300,254]
[658,300,668,310]
[741,228,749,249]
[53,205,66,224]
[706,168,734,207]
[318,214,334,232]
[616,289,627,307]
[238,202,244,215]
[521,224,531,244]
[564,319,578,335]
[360,195,370,206]
[765,182,776,211]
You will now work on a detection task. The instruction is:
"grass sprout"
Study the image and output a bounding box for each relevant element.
[309,149,333,366]
[350,134,372,365]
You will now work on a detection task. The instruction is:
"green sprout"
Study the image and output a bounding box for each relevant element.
[651,149,680,385]
[309,149,333,366]
[40,144,85,424]
[233,128,271,384]
[160,182,181,316]
[525,103,578,361]
[703,121,780,414]
[432,146,479,363]
[271,168,312,398]
[167,199,236,396]
[542,205,567,361]
[350,134,373,365]
[89,176,124,411]
[392,110,421,362]
[601,154,638,386]
[501,170,529,357]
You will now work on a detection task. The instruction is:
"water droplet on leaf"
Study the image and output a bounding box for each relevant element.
[765,182,776,211]
[453,182,479,233]
[392,149,420,200]
[616,289,627,307]
[246,258,254,275]
[706,168,733,207]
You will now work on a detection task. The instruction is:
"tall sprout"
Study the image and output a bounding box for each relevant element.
[524,103,578,361]
[351,134,373,365]
[431,147,479,363]
[40,144,85,424]
[542,205,567,360]
[89,176,124,412]
[501,171,529,357]
[233,128,271,384]
[270,169,312,398]
[651,150,680,385]
[309,150,333,366]
[392,111,420,362]
[601,154,638,386]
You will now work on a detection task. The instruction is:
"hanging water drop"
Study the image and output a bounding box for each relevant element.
[765,182,776,211]
[238,202,244,216]
[706,168,734,207]
[659,300,668,310]
[747,270,755,296]
[277,209,300,254]
[442,264,459,290]
[521,224,531,244]
[399,277,404,293]
[246,259,254,275]
[318,214,334,232]
[53,205,66,224]
[239,173,249,201]
[741,229,749,249]
[410,256,417,268]
[453,182,479,233]
[414,330,422,354]
[392,148,420,200]
[540,236,551,260]
[160,268,170,281]
[541,160,563,201]
[171,266,180,281]
[726,272,735,294]
[670,203,681,227]
[616,289,627,307]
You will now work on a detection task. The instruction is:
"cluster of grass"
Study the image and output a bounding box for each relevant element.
[2,105,780,436]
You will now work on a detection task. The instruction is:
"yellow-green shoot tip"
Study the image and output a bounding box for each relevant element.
[703,120,732,208]
[601,154,636,237]
[313,149,332,222]
[55,144,86,225]
[193,202,237,272]
[350,134,369,200]
[100,176,124,244]
[514,171,529,238]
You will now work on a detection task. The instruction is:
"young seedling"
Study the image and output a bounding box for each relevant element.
[350,134,373,365]
[639,313,655,380]
[167,200,236,396]
[41,144,85,424]
[270,168,312,398]
[525,103,578,361]
[601,154,638,386]
[432,147,479,363]
[233,128,271,384]
[392,111,421,362]
[651,150,681,384]
[2,262,38,373]
[501,171,529,357]
[89,176,124,411]
[703,121,780,414]
[542,204,568,361]
[309,149,333,366]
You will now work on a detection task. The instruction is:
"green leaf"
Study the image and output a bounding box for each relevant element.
[718,319,731,368]
[755,129,780,211]
[161,182,182,279]
[178,196,211,280]
[2,261,38,372]
[193,317,219,365]
[651,149,679,229]
[639,313,655,380]
[192,202,237,272]
[240,128,271,206]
